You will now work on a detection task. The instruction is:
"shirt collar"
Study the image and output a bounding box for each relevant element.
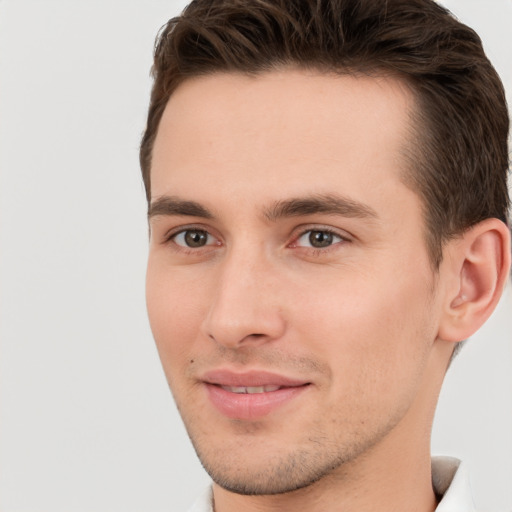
[187,486,213,512]
[433,456,477,511]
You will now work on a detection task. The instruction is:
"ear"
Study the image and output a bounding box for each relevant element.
[437,218,511,343]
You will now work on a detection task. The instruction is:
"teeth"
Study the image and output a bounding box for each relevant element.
[225,386,248,394]
[246,386,266,394]
[221,385,281,394]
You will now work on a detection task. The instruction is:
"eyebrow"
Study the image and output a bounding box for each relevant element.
[148,193,378,222]
[263,193,378,222]
[148,196,214,219]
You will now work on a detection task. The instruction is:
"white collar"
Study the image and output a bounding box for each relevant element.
[187,486,213,512]
[188,457,475,512]
[433,456,476,511]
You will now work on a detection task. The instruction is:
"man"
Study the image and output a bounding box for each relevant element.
[140,0,511,510]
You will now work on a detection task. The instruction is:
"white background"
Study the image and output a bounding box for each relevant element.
[0,1,511,510]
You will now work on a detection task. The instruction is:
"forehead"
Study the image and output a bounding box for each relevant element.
[150,69,418,217]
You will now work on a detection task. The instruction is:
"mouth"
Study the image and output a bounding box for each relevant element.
[219,385,283,394]
[201,370,311,420]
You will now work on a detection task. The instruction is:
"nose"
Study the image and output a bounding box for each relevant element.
[200,247,286,349]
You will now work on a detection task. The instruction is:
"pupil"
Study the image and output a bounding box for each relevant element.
[185,230,207,247]
[309,231,333,248]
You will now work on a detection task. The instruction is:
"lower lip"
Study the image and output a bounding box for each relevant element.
[204,384,309,420]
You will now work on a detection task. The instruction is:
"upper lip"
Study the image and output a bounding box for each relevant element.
[201,369,310,388]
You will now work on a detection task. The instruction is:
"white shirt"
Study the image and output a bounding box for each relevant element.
[187,457,475,512]
[433,457,476,512]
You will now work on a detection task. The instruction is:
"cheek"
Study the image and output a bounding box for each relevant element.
[145,261,209,370]
[293,268,435,397]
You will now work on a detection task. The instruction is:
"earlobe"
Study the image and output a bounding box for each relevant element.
[438,218,511,343]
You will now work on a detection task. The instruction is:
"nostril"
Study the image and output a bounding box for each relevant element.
[208,331,271,348]
[209,333,264,340]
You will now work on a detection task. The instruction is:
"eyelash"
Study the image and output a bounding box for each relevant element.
[163,225,350,254]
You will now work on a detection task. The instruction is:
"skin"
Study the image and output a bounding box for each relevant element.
[145,70,507,512]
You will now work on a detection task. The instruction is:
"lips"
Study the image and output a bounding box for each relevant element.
[201,370,310,420]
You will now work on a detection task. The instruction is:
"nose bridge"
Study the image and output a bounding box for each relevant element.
[202,240,285,348]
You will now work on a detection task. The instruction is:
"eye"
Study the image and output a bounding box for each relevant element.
[172,229,216,248]
[295,229,344,249]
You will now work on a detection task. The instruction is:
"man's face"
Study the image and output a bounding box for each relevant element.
[146,70,445,494]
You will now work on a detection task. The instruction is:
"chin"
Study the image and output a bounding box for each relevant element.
[203,456,335,495]
[191,437,358,496]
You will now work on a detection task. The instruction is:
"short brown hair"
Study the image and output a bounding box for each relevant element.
[140,0,510,267]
